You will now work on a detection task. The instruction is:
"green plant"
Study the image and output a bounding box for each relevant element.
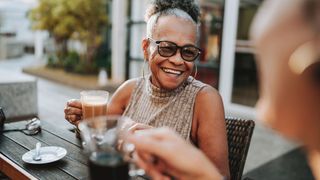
[29,0,109,70]
[74,60,98,75]
[47,54,63,68]
[71,0,109,64]
[94,42,111,76]
[63,51,80,72]
[29,0,74,57]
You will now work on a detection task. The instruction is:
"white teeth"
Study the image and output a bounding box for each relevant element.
[162,68,182,75]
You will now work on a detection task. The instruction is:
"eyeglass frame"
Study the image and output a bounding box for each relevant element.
[148,38,202,62]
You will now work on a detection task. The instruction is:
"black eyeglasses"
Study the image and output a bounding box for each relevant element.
[148,38,201,62]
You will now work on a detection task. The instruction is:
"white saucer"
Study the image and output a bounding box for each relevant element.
[22,146,67,164]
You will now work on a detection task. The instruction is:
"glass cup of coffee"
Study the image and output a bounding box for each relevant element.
[76,90,109,138]
[78,115,131,180]
[81,90,109,119]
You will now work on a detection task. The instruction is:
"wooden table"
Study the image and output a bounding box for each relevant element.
[0,120,89,180]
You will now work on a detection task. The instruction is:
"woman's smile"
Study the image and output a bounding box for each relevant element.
[161,67,183,75]
[159,66,185,84]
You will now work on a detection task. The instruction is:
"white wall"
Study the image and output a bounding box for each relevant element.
[111,0,128,83]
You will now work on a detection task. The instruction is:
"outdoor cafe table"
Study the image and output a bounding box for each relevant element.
[0,119,89,180]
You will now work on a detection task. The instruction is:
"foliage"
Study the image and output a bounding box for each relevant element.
[95,42,111,74]
[68,0,109,64]
[47,54,63,68]
[29,0,109,73]
[47,51,100,74]
[74,60,98,74]
[63,51,80,71]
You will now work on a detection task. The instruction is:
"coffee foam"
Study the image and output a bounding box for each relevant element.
[82,96,108,105]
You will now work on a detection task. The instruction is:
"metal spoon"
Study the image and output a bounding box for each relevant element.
[33,142,42,161]
[0,118,41,135]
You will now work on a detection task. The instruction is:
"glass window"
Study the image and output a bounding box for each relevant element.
[198,0,224,88]
[231,0,262,107]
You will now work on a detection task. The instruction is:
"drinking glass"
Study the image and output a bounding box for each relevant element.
[76,90,109,138]
[80,90,109,120]
[79,115,130,180]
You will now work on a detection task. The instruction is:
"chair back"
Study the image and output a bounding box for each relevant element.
[226,117,255,180]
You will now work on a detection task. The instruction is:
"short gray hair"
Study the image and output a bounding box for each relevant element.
[146,8,200,40]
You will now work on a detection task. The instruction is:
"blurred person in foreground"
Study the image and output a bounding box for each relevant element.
[129,0,320,179]
[64,0,229,177]
[251,0,320,178]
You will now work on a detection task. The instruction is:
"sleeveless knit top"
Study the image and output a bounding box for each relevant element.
[123,76,207,140]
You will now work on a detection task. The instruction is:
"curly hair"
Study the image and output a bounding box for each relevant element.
[145,0,200,23]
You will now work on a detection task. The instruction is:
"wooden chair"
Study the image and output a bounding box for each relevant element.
[226,117,255,180]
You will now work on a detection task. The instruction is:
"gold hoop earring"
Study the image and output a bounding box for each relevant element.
[190,63,198,83]
[193,63,198,79]
[142,60,147,79]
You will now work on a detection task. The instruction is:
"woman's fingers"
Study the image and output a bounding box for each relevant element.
[133,127,178,142]
[128,128,176,160]
[64,106,82,115]
[65,114,81,125]
[128,123,153,133]
[64,99,83,125]
[67,99,82,108]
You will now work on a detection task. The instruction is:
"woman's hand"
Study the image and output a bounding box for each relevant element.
[128,123,153,133]
[64,99,82,126]
[119,117,153,134]
[128,127,223,180]
[117,118,153,152]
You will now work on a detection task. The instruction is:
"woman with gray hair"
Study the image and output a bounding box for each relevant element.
[64,0,230,178]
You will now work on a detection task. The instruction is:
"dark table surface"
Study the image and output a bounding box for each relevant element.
[0,120,89,180]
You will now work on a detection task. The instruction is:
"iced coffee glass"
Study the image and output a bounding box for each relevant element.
[76,90,109,138]
[81,90,109,120]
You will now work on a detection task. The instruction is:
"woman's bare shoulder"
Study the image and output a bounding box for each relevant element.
[194,85,224,121]
[113,78,140,98]
[118,78,140,90]
[197,85,221,102]
[108,78,141,114]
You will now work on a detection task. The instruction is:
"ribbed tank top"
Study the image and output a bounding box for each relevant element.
[123,76,207,140]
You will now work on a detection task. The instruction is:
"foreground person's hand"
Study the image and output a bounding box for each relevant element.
[64,99,82,126]
[128,127,223,180]
[119,118,153,134]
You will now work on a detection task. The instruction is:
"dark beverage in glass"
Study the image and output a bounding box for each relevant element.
[89,152,129,180]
